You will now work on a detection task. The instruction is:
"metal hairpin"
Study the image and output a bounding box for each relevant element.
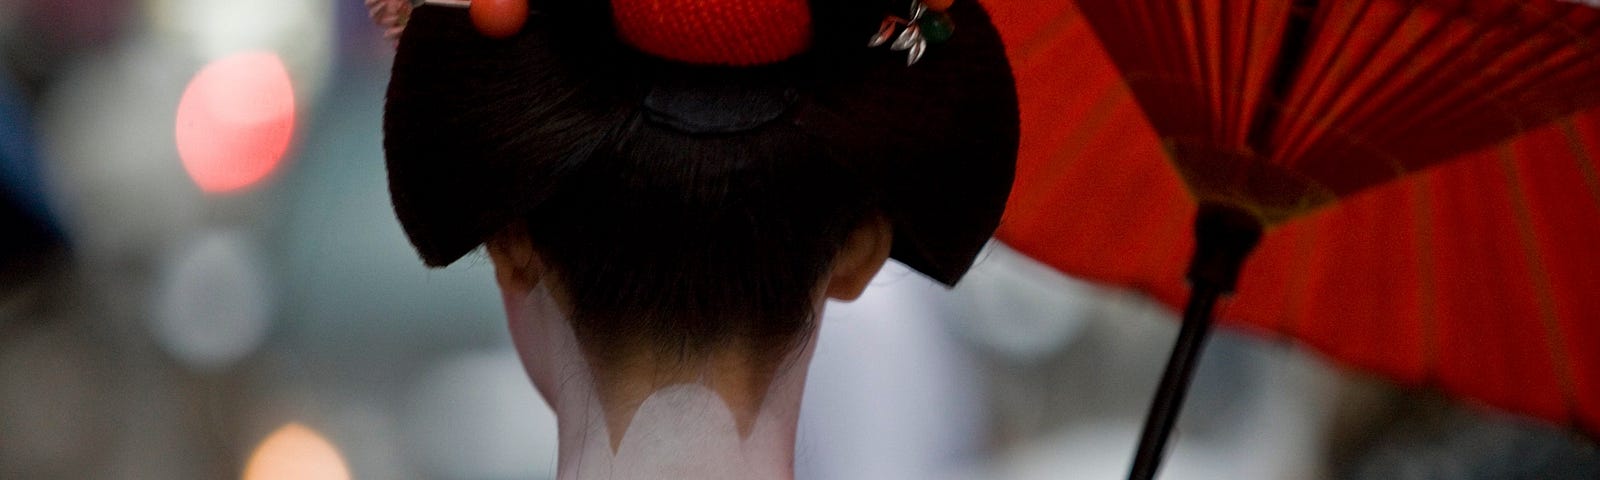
[419,0,470,7]
[868,1,933,66]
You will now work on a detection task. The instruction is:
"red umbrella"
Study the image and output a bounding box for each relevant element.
[984,0,1600,478]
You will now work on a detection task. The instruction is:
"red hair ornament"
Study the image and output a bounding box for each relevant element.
[372,0,954,66]
[611,0,813,65]
[469,0,528,38]
[369,0,525,40]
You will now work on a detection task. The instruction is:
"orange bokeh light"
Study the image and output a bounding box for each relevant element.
[175,52,295,194]
[243,423,351,480]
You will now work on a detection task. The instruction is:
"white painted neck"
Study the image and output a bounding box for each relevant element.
[503,285,817,480]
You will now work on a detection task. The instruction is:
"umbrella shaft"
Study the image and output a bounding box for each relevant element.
[1128,285,1222,480]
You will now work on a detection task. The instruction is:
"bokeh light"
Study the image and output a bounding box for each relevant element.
[243,423,351,480]
[151,229,273,372]
[174,52,294,193]
[950,243,1092,362]
[403,350,558,480]
[40,41,205,264]
[148,0,331,68]
[800,262,988,480]
[145,0,336,125]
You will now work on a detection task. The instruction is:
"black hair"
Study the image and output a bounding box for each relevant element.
[384,0,1018,365]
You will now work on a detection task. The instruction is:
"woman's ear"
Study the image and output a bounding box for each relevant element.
[488,224,545,294]
[825,215,893,302]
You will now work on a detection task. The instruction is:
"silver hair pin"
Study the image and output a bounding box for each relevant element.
[868,1,953,66]
[367,0,472,43]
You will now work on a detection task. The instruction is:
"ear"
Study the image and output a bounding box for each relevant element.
[487,224,545,294]
[825,215,893,302]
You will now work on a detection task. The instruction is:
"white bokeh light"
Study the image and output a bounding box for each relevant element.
[40,41,205,264]
[151,229,274,372]
[146,0,334,110]
[403,349,559,480]
[950,242,1094,363]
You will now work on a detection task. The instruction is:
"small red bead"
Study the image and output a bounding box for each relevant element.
[925,0,954,12]
[470,0,528,39]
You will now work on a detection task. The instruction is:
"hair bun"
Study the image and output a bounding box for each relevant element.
[386,1,1017,287]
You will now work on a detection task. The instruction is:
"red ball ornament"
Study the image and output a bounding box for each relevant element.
[470,0,528,39]
[611,0,812,65]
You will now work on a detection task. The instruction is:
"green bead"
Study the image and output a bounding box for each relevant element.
[919,12,955,43]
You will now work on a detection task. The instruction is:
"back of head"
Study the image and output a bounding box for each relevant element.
[383,0,1018,367]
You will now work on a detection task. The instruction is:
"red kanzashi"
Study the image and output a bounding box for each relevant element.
[611,0,813,65]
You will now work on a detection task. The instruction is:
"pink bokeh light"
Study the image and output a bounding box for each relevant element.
[174,52,295,194]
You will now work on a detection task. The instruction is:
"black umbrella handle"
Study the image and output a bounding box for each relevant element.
[1127,204,1263,480]
[1127,285,1222,480]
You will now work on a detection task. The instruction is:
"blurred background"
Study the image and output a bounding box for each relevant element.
[0,1,1596,479]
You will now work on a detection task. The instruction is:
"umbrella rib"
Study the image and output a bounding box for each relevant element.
[1558,117,1600,211]
[1189,0,1219,145]
[1398,53,1593,172]
[1328,2,1503,135]
[1356,2,1542,140]
[1272,0,1392,167]
[1397,41,1586,152]
[1033,86,1134,203]
[1497,148,1581,425]
[1218,0,1235,144]
[1012,3,1081,66]
[1104,1,1187,137]
[1269,0,1364,157]
[1172,0,1208,138]
[1273,221,1320,339]
[1245,0,1321,156]
[1290,1,1476,168]
[1359,4,1590,168]
[1124,0,1180,134]
[1409,174,1440,384]
[1230,0,1259,147]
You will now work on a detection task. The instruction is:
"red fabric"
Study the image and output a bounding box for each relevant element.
[987,0,1600,435]
[611,0,812,65]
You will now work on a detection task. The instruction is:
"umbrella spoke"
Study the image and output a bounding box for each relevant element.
[1499,145,1584,425]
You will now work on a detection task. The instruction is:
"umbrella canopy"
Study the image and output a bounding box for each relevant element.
[1071,0,1600,223]
[985,0,1600,472]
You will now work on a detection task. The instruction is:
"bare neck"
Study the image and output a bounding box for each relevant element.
[506,286,816,480]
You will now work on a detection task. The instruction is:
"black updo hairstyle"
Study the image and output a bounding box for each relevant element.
[384,0,1018,364]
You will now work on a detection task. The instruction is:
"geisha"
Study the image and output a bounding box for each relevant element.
[372,0,1019,477]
